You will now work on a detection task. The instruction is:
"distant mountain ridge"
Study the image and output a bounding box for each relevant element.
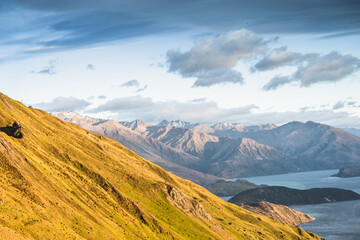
[120,119,295,178]
[57,113,360,180]
[157,119,278,134]
[342,127,360,137]
[158,120,215,134]
[159,120,201,129]
[217,121,360,170]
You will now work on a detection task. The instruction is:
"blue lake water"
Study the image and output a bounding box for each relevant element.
[230,169,360,240]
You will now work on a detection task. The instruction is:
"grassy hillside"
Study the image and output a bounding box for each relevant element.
[0,93,320,240]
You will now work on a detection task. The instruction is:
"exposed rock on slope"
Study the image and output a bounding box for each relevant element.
[55,112,218,185]
[229,186,360,206]
[0,93,321,239]
[332,166,360,178]
[242,202,315,226]
[165,185,212,221]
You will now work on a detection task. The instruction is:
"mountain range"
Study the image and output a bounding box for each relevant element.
[122,118,360,173]
[56,113,360,183]
[0,93,320,239]
[217,121,360,170]
[58,113,300,180]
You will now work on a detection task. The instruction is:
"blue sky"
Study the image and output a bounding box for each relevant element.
[1,0,360,127]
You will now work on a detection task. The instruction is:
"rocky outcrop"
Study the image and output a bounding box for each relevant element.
[164,185,212,221]
[242,201,315,226]
[229,186,360,206]
[332,166,360,178]
[0,122,23,139]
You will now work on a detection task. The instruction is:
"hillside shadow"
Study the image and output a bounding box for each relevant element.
[0,122,23,139]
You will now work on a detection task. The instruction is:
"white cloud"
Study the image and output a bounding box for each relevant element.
[136,85,148,92]
[88,95,258,124]
[34,59,58,75]
[167,29,266,87]
[121,79,140,87]
[253,47,308,71]
[192,69,243,87]
[33,95,360,128]
[33,96,91,112]
[86,64,95,70]
[295,52,360,87]
[333,100,360,110]
[86,95,360,128]
[262,75,293,91]
[255,50,360,90]
[90,96,154,112]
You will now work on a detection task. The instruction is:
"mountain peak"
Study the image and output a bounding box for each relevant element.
[211,122,277,132]
[212,122,245,131]
[119,119,151,133]
[158,119,200,129]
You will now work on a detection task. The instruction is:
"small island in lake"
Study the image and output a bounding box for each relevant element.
[332,166,360,178]
[229,186,360,206]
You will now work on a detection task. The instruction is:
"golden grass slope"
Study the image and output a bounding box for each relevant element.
[0,93,321,240]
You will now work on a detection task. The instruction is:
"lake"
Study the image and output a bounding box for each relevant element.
[231,169,360,240]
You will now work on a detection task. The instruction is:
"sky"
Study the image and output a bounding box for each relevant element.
[1,0,360,127]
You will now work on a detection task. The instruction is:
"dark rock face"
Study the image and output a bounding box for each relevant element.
[332,166,360,178]
[229,186,360,206]
[0,122,23,139]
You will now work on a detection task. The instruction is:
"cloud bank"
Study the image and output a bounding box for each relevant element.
[89,95,258,124]
[31,95,360,128]
[3,0,360,52]
[33,96,91,112]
